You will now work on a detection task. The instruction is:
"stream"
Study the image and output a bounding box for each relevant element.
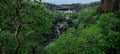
[44,19,73,45]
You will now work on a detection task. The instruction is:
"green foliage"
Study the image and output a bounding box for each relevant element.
[45,25,103,54]
[0,1,120,54]
[74,6,100,29]
[0,0,63,54]
[18,41,47,54]
[96,13,120,54]
[77,7,99,22]
[45,8,120,54]
[0,31,16,54]
[45,32,78,54]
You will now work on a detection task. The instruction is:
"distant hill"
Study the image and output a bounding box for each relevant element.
[44,1,100,11]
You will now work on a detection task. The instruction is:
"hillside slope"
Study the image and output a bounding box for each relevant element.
[45,7,120,54]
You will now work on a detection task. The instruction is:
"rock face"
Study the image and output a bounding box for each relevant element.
[52,20,68,36]
[101,0,120,13]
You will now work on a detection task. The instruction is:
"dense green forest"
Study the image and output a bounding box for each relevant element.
[0,0,120,54]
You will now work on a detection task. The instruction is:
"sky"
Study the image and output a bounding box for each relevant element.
[42,0,100,4]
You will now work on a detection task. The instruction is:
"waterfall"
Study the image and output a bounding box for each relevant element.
[52,20,70,36]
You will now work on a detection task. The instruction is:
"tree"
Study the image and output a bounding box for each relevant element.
[101,0,120,13]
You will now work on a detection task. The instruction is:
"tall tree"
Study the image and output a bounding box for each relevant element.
[101,0,120,13]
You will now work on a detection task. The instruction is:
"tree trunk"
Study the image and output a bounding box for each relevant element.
[101,0,120,13]
[114,0,120,11]
[14,44,20,54]
[31,46,36,54]
[118,0,120,17]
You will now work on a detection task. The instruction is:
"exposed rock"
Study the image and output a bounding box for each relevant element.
[52,20,68,36]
